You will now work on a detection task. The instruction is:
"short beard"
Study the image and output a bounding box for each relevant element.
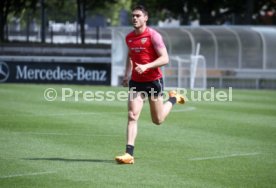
[133,24,141,29]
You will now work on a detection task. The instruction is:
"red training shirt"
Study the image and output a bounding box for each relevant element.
[125,27,166,82]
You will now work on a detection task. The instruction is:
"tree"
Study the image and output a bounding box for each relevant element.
[0,0,118,43]
[0,0,38,42]
[131,0,276,25]
[76,0,118,44]
[46,0,76,22]
[96,0,132,26]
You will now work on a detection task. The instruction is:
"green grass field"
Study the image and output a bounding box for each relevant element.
[0,84,275,188]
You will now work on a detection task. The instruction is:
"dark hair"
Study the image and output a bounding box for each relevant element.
[132,5,148,16]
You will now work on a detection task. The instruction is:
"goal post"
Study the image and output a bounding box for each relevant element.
[164,43,207,90]
[190,54,207,90]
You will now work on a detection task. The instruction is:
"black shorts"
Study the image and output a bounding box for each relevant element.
[129,78,164,97]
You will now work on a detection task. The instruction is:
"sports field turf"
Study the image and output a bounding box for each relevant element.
[0,84,275,188]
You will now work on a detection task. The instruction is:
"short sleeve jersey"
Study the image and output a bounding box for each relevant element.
[125,27,166,82]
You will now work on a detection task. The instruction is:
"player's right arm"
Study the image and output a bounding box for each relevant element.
[122,51,132,87]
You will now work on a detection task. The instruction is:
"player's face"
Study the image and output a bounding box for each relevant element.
[132,10,148,29]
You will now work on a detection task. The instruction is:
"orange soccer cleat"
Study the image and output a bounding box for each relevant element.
[115,153,134,164]
[169,90,185,104]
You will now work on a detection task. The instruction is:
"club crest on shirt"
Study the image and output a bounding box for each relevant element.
[141,38,147,44]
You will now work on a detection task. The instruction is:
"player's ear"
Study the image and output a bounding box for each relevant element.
[144,15,148,22]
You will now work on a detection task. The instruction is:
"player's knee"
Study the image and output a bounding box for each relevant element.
[152,117,164,125]
[128,111,139,121]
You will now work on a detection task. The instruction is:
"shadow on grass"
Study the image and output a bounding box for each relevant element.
[23,157,114,164]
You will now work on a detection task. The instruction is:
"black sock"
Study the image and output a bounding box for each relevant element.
[168,97,177,105]
[126,145,134,156]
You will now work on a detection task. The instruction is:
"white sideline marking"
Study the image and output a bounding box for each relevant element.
[14,132,120,137]
[0,112,124,117]
[33,112,99,116]
[189,152,260,161]
[0,171,56,179]
[0,112,97,117]
[172,107,196,112]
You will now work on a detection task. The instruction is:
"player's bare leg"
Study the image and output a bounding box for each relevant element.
[149,91,185,125]
[127,91,144,146]
[115,91,144,164]
[149,96,172,125]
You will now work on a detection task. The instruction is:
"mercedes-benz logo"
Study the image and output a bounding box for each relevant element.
[0,61,10,83]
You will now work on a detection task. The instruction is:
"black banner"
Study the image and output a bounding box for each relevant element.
[0,61,111,85]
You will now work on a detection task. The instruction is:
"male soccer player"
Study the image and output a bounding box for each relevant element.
[115,5,185,164]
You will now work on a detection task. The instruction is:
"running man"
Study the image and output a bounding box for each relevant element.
[115,5,185,164]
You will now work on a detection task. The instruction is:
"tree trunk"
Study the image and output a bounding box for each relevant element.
[0,7,5,42]
[199,1,213,25]
[245,0,255,24]
[40,0,46,43]
[0,0,9,42]
[77,0,86,44]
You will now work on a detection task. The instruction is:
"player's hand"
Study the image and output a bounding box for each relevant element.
[135,64,148,74]
[122,76,129,87]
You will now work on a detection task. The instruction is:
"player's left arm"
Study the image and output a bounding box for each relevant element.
[135,32,169,74]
